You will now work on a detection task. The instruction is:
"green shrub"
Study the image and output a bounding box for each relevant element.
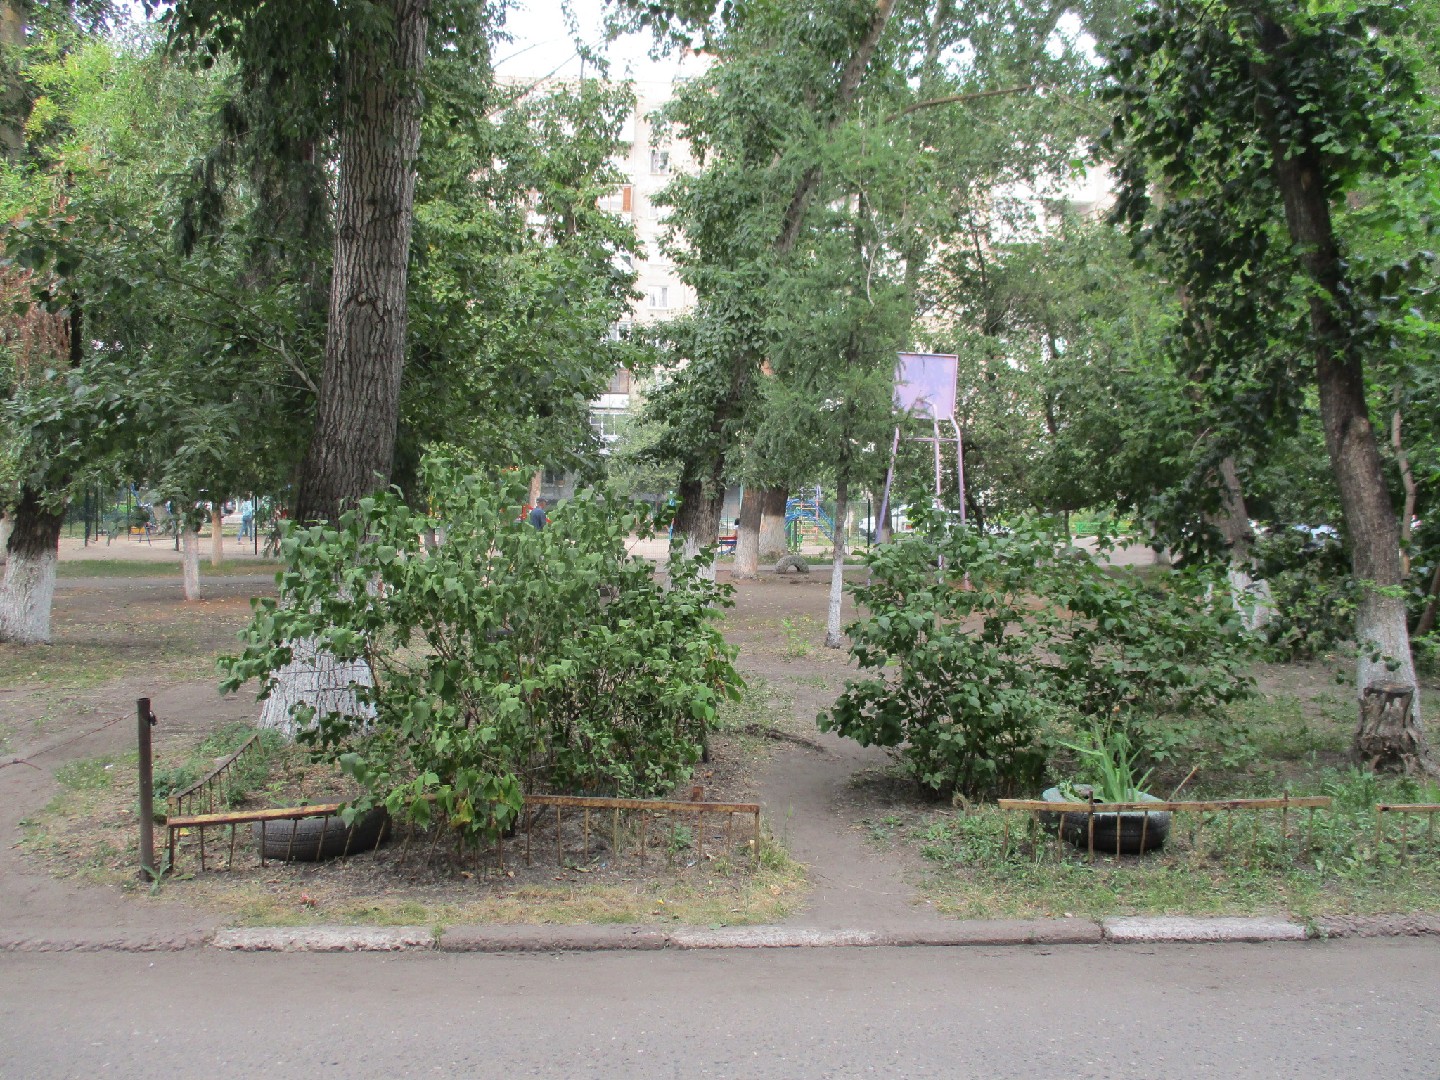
[220,458,741,846]
[821,510,1255,800]
[1251,528,1355,660]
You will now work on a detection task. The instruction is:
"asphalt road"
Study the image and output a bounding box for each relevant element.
[3,939,1438,1079]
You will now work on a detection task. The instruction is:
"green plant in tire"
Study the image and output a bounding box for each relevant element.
[1055,727,1154,803]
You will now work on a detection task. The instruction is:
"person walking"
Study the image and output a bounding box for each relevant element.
[528,498,548,530]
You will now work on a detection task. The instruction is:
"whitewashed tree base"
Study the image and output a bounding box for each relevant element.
[0,547,57,644]
[1227,567,1274,632]
[181,528,201,601]
[258,636,376,739]
[1356,591,1422,726]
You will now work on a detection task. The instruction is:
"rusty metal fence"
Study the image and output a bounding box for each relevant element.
[166,733,261,817]
[165,792,762,875]
[1375,803,1440,863]
[996,795,1333,862]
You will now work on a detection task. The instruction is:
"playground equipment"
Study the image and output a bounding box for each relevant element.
[878,352,967,535]
[785,496,836,544]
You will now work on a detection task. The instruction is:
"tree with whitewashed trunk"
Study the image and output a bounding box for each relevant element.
[158,0,432,734]
[1105,0,1437,775]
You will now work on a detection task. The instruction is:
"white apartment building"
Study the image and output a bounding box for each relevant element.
[589,76,700,453]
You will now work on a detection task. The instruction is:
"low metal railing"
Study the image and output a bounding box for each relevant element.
[997,795,1332,861]
[167,734,260,817]
[164,792,762,874]
[1375,803,1440,863]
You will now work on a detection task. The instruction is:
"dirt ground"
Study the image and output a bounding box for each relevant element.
[0,546,945,932]
[0,542,1403,934]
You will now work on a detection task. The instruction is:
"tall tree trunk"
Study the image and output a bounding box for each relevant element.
[673,475,724,581]
[1215,456,1273,630]
[0,1,26,162]
[209,503,224,568]
[181,526,201,602]
[266,0,427,737]
[0,488,63,644]
[294,0,428,525]
[758,486,789,560]
[1255,26,1430,773]
[1392,405,1417,576]
[733,486,762,579]
[0,513,10,566]
[825,478,849,649]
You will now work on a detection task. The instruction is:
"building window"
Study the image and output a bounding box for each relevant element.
[591,410,625,445]
[598,184,634,215]
[649,148,670,174]
[606,368,633,395]
[646,286,670,310]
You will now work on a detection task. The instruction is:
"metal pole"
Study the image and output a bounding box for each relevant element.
[932,419,942,505]
[877,427,900,535]
[137,698,157,881]
[950,417,967,525]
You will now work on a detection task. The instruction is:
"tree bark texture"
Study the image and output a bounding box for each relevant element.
[294,0,428,525]
[758,486,789,561]
[0,488,63,644]
[732,487,762,579]
[1215,456,1273,631]
[258,636,376,738]
[825,479,849,649]
[673,475,723,581]
[1354,683,1437,779]
[1254,25,1422,741]
[181,526,201,602]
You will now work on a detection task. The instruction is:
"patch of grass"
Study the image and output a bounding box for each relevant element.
[155,831,806,929]
[55,754,127,792]
[778,616,818,659]
[879,767,1440,920]
[57,559,283,578]
[712,677,794,734]
[1241,694,1349,760]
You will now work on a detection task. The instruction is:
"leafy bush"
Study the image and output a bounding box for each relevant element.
[220,459,740,846]
[821,510,1255,800]
[1251,528,1355,659]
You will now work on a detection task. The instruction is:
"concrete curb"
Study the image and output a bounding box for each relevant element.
[212,926,436,952]
[1102,916,1308,944]
[0,929,213,953]
[4,914,1437,954]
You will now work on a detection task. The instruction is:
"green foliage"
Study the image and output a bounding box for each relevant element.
[1252,528,1357,660]
[822,506,1256,800]
[220,457,742,846]
[1055,726,1154,802]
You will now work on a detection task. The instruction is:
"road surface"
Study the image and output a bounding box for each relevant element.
[3,939,1437,1078]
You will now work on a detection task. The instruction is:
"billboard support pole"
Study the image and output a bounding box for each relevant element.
[877,427,900,537]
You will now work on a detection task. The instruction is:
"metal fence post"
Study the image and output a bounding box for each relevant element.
[138,698,157,881]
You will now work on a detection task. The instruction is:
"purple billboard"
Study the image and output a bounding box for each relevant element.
[894,352,959,422]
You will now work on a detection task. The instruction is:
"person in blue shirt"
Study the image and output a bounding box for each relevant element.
[528,498,548,530]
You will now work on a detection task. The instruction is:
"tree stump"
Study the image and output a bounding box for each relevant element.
[1353,682,1431,776]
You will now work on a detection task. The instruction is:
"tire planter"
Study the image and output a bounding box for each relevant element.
[252,806,391,863]
[1040,786,1170,855]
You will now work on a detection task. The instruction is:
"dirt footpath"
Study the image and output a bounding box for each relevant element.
[1,557,943,933]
